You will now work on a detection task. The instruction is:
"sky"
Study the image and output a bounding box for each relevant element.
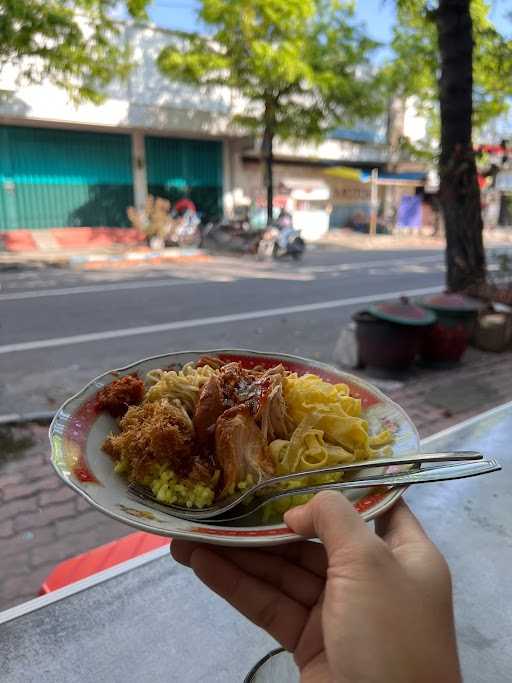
[147,0,395,41]
[146,0,510,44]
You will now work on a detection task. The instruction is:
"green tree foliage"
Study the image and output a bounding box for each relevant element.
[158,0,381,221]
[0,0,148,103]
[386,0,512,146]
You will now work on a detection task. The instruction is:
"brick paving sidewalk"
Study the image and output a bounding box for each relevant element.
[1,346,511,612]
[386,346,512,437]
[0,425,127,610]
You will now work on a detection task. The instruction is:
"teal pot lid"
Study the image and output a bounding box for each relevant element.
[368,299,437,326]
[420,293,482,313]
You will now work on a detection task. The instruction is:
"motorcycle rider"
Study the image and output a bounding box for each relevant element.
[169,198,200,247]
[276,208,295,249]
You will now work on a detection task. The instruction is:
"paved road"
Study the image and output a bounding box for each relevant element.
[0,248,446,416]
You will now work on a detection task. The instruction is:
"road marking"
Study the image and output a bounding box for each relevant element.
[300,253,443,274]
[0,284,442,355]
[0,254,441,298]
[0,278,207,301]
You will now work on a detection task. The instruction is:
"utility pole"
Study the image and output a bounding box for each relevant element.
[369,168,379,237]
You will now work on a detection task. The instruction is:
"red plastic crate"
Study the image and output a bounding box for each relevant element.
[39,532,169,595]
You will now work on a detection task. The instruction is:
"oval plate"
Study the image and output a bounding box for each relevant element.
[49,349,420,547]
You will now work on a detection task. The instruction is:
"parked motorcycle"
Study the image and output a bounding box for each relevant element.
[256,225,305,261]
[200,218,263,254]
[127,195,202,250]
[165,209,202,248]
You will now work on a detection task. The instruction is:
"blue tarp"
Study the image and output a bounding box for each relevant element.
[396,195,422,229]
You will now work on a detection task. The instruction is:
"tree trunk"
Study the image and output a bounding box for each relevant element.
[435,0,486,292]
[261,126,274,225]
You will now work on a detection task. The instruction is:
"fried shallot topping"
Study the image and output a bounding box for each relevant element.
[102,399,196,479]
[95,374,144,418]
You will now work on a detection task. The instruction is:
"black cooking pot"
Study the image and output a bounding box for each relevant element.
[353,300,436,371]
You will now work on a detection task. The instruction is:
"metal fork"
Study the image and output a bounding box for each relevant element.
[218,458,501,523]
[127,450,491,521]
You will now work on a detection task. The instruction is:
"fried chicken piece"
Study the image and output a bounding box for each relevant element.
[103,399,194,478]
[196,355,225,370]
[95,374,144,418]
[258,382,294,442]
[215,362,270,415]
[217,362,243,407]
[193,376,225,447]
[188,455,216,484]
[215,406,275,499]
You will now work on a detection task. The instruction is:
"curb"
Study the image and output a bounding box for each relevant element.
[69,248,210,269]
[0,248,211,271]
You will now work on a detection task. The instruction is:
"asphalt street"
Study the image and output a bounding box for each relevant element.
[0,247,446,417]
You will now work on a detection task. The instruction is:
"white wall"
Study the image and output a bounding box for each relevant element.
[272,138,389,164]
[0,23,234,137]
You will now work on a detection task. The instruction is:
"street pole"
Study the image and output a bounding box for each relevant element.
[265,132,274,226]
[369,168,379,237]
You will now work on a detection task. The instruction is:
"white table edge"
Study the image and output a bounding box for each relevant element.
[0,545,170,625]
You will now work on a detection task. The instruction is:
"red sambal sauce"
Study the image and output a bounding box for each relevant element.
[64,397,101,484]
[73,461,98,483]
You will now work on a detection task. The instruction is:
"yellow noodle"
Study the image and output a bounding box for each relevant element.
[145,364,215,414]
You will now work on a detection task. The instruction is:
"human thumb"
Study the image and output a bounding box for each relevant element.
[284,491,370,556]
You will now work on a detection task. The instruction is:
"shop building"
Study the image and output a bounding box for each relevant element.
[0,21,426,234]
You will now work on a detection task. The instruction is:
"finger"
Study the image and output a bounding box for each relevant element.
[375,500,432,550]
[170,539,198,567]
[284,491,372,558]
[256,541,327,578]
[215,547,324,607]
[171,538,328,578]
[189,546,309,651]
[172,540,325,606]
[375,500,452,592]
[293,601,324,671]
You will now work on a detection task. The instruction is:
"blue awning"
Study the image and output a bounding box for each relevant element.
[360,170,426,182]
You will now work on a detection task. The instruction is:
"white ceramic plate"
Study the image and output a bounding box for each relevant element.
[50,349,420,547]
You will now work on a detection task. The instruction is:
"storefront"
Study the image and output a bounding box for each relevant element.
[145,136,223,221]
[0,125,224,231]
[0,126,133,230]
[327,176,372,228]
[239,157,382,232]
